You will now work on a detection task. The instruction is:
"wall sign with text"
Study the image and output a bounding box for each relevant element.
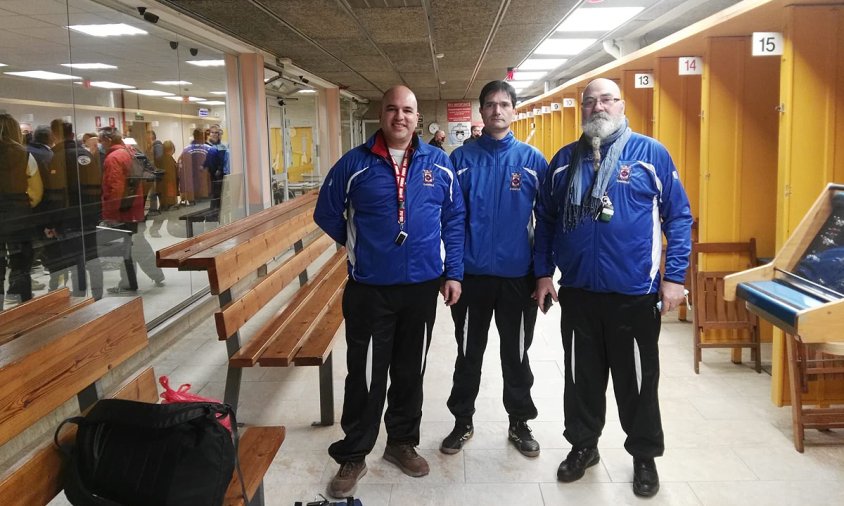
[634,73,654,88]
[752,32,784,56]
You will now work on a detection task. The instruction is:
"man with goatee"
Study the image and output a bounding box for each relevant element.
[314,85,465,499]
[532,78,692,498]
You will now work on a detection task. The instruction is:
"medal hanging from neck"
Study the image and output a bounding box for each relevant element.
[390,147,411,245]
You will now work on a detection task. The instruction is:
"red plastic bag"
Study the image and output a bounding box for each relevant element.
[159,375,232,432]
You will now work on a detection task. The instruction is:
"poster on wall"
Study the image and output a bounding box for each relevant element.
[447,101,472,144]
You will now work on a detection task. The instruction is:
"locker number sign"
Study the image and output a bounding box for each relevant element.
[634,73,654,88]
[752,32,784,56]
[563,98,576,108]
[678,57,703,75]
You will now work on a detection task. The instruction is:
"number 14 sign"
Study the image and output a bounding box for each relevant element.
[678,57,703,75]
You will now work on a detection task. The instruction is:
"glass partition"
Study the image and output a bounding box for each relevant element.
[0,0,242,323]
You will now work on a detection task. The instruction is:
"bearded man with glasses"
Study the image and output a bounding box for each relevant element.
[532,78,693,498]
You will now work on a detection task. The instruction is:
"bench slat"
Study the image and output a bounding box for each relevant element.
[0,289,93,346]
[223,426,286,506]
[214,234,336,340]
[229,249,347,367]
[0,297,148,447]
[156,192,317,269]
[203,214,320,294]
[257,256,348,367]
[294,281,347,366]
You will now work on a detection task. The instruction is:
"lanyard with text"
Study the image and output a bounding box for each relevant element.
[390,147,411,245]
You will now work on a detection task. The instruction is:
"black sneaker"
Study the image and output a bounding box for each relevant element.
[633,458,660,497]
[440,423,474,454]
[508,420,540,457]
[557,447,600,482]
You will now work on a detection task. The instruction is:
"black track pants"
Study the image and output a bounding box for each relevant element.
[447,274,539,425]
[328,278,439,464]
[558,287,664,459]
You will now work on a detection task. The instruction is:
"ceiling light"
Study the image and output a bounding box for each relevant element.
[83,81,134,89]
[557,7,644,32]
[186,60,225,67]
[163,96,204,102]
[62,63,117,69]
[198,100,225,105]
[68,23,147,37]
[209,91,226,95]
[435,53,445,59]
[0,63,7,67]
[5,70,81,80]
[511,71,547,81]
[297,89,317,94]
[535,38,597,55]
[126,89,174,96]
[519,58,567,70]
[153,80,192,85]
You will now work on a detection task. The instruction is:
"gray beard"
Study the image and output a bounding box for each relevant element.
[582,112,625,139]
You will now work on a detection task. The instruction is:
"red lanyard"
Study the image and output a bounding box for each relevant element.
[388,148,411,228]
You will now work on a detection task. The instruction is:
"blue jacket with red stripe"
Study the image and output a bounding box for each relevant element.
[314,131,465,285]
[450,132,547,277]
[534,132,693,295]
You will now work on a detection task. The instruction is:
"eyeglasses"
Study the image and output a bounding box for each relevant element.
[581,96,621,108]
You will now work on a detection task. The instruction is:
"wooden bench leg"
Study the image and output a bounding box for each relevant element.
[313,352,334,426]
[785,333,805,452]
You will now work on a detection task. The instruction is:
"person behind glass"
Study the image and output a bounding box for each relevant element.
[145,130,164,214]
[532,78,693,498]
[149,140,179,238]
[428,129,446,150]
[462,124,482,145]
[440,80,548,458]
[178,128,208,206]
[0,113,43,308]
[314,85,465,499]
[98,127,165,293]
[203,124,228,211]
[47,122,103,299]
[82,132,104,170]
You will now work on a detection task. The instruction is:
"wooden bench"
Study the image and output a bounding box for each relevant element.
[0,295,284,506]
[156,191,347,425]
[179,206,221,237]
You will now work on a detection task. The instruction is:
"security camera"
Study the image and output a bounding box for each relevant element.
[143,11,159,24]
[299,76,309,84]
[169,41,179,50]
[277,98,285,107]
[189,48,198,56]
[137,7,146,15]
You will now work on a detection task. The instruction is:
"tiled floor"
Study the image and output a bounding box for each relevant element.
[139,292,844,506]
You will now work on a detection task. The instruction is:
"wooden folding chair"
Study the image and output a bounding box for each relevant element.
[691,239,761,373]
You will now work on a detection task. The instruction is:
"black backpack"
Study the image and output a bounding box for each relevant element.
[55,399,246,506]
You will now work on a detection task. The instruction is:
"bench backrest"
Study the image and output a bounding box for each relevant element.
[0,288,93,346]
[0,297,151,504]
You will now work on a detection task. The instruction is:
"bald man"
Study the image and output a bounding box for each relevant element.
[314,85,465,498]
[533,78,692,497]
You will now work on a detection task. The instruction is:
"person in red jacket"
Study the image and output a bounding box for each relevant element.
[98,127,164,293]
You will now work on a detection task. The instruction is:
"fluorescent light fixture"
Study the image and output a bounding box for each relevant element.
[163,96,204,102]
[186,60,225,67]
[83,81,134,89]
[126,89,174,97]
[4,70,81,80]
[297,89,317,94]
[511,71,547,81]
[557,6,644,32]
[0,63,7,67]
[68,23,147,37]
[519,58,567,70]
[153,80,192,85]
[209,91,226,95]
[62,63,117,69]
[535,38,596,55]
[198,100,225,105]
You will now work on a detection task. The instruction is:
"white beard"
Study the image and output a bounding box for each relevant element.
[582,112,625,139]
